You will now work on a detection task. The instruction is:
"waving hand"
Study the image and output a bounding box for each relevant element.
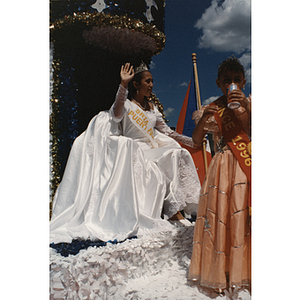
[120,63,134,88]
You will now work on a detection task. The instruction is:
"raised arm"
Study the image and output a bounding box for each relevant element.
[120,63,134,89]
[232,96,251,137]
[192,105,218,146]
[112,63,134,119]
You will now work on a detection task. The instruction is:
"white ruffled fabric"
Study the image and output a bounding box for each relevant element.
[50,226,251,300]
[50,88,200,244]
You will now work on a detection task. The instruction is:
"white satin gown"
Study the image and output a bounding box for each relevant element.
[50,85,201,243]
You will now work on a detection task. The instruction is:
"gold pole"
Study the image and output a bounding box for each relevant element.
[192,53,201,110]
[192,53,208,173]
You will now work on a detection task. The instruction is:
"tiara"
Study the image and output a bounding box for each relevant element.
[134,61,148,74]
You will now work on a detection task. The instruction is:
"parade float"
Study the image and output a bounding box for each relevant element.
[49,1,251,299]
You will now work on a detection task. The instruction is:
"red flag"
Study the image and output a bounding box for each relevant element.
[176,72,211,185]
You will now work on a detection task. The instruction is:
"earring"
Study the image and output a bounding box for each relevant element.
[243,86,245,90]
[137,90,139,95]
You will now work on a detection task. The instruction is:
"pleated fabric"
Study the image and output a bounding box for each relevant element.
[188,149,251,289]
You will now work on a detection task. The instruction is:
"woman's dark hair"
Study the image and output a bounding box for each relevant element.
[128,71,146,100]
[217,55,245,79]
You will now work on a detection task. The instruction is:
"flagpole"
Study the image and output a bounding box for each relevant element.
[192,53,201,110]
[192,53,208,173]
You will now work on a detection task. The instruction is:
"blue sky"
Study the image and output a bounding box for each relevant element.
[150,0,251,128]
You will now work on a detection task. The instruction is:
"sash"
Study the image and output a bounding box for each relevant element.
[127,105,158,148]
[210,96,251,210]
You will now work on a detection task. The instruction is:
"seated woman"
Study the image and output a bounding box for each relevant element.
[50,62,201,244]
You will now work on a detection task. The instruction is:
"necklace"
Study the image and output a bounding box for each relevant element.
[133,99,147,110]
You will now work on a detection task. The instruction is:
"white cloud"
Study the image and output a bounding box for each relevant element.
[238,52,251,85]
[179,81,188,87]
[195,0,250,54]
[202,96,219,106]
[150,61,156,69]
[164,107,175,117]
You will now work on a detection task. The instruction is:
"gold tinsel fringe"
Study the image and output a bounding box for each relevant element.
[149,92,166,121]
[50,53,61,218]
[50,12,165,55]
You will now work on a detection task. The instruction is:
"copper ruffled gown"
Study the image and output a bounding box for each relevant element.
[188,97,251,290]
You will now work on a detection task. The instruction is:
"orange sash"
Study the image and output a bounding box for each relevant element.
[210,96,251,209]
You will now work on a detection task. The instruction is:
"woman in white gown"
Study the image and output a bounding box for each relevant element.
[50,63,201,244]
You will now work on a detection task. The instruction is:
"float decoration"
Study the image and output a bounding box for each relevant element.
[50,1,166,213]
